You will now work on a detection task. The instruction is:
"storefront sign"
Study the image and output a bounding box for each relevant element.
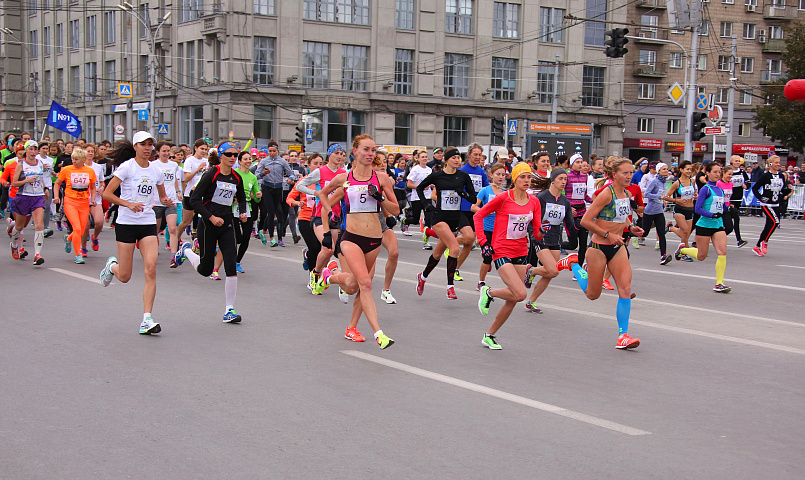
[380,145,427,155]
[527,123,592,134]
[733,144,775,155]
[664,142,709,153]
[638,139,662,149]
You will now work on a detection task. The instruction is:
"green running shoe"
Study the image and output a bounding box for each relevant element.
[453,269,464,281]
[376,332,395,349]
[478,285,493,315]
[482,334,502,350]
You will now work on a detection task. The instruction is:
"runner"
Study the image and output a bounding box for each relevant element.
[676,162,731,292]
[474,163,543,350]
[10,140,48,265]
[752,155,790,256]
[414,147,477,300]
[99,132,173,335]
[557,157,643,350]
[174,142,249,323]
[373,151,400,304]
[151,141,182,265]
[642,163,672,265]
[727,155,748,247]
[36,141,55,238]
[287,153,322,277]
[176,139,209,244]
[403,150,432,243]
[81,144,106,257]
[163,146,186,249]
[234,151,261,273]
[474,163,507,291]
[666,160,696,262]
[53,147,96,263]
[255,139,294,247]
[453,143,487,281]
[561,153,591,268]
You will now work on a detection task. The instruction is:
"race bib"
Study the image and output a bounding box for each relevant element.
[133,178,156,204]
[163,170,175,183]
[732,175,745,187]
[571,182,587,200]
[543,203,565,225]
[440,190,461,211]
[469,174,483,193]
[506,213,532,240]
[212,181,236,206]
[485,193,496,205]
[70,172,90,191]
[614,197,630,223]
[709,195,724,214]
[770,177,783,191]
[346,184,378,213]
[233,201,251,217]
[680,185,694,199]
[306,194,316,208]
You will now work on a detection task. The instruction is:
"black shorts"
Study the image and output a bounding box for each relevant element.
[462,211,476,231]
[311,216,322,228]
[589,241,622,262]
[334,229,345,257]
[341,230,382,254]
[494,255,529,270]
[183,196,194,208]
[432,211,472,232]
[696,226,725,237]
[115,223,157,244]
[535,241,561,252]
[674,207,694,221]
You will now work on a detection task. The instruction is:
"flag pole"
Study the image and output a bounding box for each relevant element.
[39,123,47,143]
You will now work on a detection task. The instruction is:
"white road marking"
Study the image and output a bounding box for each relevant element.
[637,268,805,292]
[342,350,651,436]
[775,265,805,270]
[49,267,104,284]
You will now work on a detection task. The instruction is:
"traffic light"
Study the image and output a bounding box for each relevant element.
[691,112,708,142]
[604,28,629,58]
[295,125,305,145]
[491,117,505,145]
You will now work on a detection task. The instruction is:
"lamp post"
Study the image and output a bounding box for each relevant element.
[117,3,170,136]
[1,27,40,138]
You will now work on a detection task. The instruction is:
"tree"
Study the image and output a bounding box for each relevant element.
[753,22,805,154]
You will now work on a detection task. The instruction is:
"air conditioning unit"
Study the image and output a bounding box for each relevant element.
[758,34,767,43]
[745,4,756,11]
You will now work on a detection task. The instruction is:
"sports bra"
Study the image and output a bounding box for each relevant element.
[344,170,381,214]
[595,185,631,223]
[675,179,695,200]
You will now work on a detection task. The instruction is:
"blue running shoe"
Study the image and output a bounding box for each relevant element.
[173,242,192,267]
[64,234,72,253]
[302,248,309,271]
[223,308,242,323]
[236,263,245,273]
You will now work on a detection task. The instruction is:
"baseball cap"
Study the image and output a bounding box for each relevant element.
[132,131,154,145]
[24,140,39,149]
[497,147,509,159]
[433,147,443,154]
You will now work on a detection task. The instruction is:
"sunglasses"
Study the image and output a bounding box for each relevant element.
[221,151,238,158]
[169,156,176,159]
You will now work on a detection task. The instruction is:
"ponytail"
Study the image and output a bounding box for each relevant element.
[208,150,220,166]
[107,139,136,167]
[529,173,552,192]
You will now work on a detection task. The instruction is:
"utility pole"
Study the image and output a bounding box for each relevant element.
[725,34,737,162]
[550,54,560,124]
[683,0,702,163]
[32,73,38,139]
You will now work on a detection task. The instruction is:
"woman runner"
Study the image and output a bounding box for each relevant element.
[287,153,322,276]
[150,141,182,265]
[726,156,748,247]
[176,139,209,244]
[81,144,106,257]
[474,163,507,291]
[10,140,48,265]
[373,151,400,304]
[53,147,96,263]
[666,160,696,262]
[234,151,261,273]
[752,155,791,257]
[643,163,672,265]
[561,154,591,268]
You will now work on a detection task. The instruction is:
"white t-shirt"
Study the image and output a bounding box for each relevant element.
[153,160,181,203]
[182,155,207,197]
[89,162,106,203]
[407,164,433,202]
[38,155,55,189]
[113,159,164,225]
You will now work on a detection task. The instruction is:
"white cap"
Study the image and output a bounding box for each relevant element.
[569,153,584,166]
[497,147,509,159]
[132,131,154,145]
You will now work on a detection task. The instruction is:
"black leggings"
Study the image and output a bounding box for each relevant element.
[259,186,285,237]
[407,200,423,226]
[298,219,320,269]
[640,212,667,256]
[562,217,589,266]
[757,205,780,247]
[234,207,257,263]
[722,204,741,241]
[197,216,238,277]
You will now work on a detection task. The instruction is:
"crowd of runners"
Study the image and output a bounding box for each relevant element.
[0,130,797,349]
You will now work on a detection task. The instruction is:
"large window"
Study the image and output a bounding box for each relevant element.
[446,0,473,35]
[253,37,275,85]
[70,66,80,101]
[69,20,79,50]
[637,118,654,134]
[254,0,274,15]
[720,21,732,37]
[180,0,203,23]
[582,66,604,107]
[84,62,97,101]
[185,41,196,87]
[56,23,62,53]
[395,114,412,145]
[104,11,116,44]
[539,7,564,43]
[86,16,97,47]
[743,23,755,39]
[769,26,783,39]
[180,106,204,144]
[29,30,38,58]
[304,0,370,25]
[638,83,655,100]
[717,55,731,71]
[342,45,368,92]
[43,27,50,56]
[584,0,607,46]
[639,50,657,68]
[104,60,116,98]
[43,70,51,101]
[394,49,414,95]
[327,110,365,146]
[55,68,63,99]
[303,41,330,89]
[717,88,729,104]
[138,4,148,37]
[253,105,275,144]
[176,43,184,86]
[444,116,469,147]
[85,116,97,143]
[444,53,471,98]
[740,57,754,73]
[738,122,750,137]
[740,89,752,105]
[491,57,516,100]
[396,0,414,29]
[493,2,519,39]
[536,62,556,104]
[103,114,115,142]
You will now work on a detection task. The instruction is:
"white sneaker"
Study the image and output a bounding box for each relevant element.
[338,287,349,304]
[380,290,397,304]
[655,240,660,250]
[139,317,161,335]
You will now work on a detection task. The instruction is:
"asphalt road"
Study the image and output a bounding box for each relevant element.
[2,215,804,479]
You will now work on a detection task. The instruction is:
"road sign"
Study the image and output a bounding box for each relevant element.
[118,83,132,97]
[288,144,303,152]
[744,152,759,163]
[708,105,723,122]
[704,126,726,136]
[157,124,169,135]
[114,124,125,135]
[138,109,148,121]
[696,93,708,110]
[507,120,518,135]
[707,94,715,111]
[667,82,684,105]
[305,128,313,142]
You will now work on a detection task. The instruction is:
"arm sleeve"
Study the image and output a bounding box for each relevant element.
[296,169,320,195]
[473,192,506,241]
[463,173,478,204]
[695,186,713,217]
[416,172,436,203]
[241,139,253,152]
[752,173,767,198]
[190,169,214,219]
[286,185,300,206]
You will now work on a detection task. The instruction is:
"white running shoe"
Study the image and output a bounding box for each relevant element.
[380,290,397,304]
[139,317,161,335]
[338,287,349,304]
[100,256,118,287]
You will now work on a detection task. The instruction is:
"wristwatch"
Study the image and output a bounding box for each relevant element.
[603,231,609,238]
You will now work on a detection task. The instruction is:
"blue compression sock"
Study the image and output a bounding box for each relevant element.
[571,263,588,292]
[616,297,631,334]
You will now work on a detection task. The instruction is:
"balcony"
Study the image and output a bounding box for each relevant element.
[764,5,798,20]
[201,14,226,37]
[760,70,788,84]
[762,38,786,53]
[633,28,670,44]
[153,24,171,47]
[633,61,668,77]
[637,0,667,8]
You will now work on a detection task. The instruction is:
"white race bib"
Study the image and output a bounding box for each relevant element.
[233,201,251,217]
[732,175,745,187]
[132,178,156,204]
[709,195,724,213]
[543,203,565,225]
[614,197,630,223]
[680,185,695,200]
[770,177,783,192]
[306,194,316,208]
[70,172,91,191]
[469,174,483,193]
[571,182,587,200]
[212,181,236,206]
[506,213,532,240]
[346,184,378,213]
[440,190,461,211]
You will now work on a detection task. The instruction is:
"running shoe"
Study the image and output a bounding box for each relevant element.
[223,308,242,323]
[752,246,764,257]
[665,222,673,234]
[57,221,63,231]
[713,284,732,293]
[638,238,646,247]
[674,243,684,261]
[453,270,464,281]
[660,254,672,265]
[423,242,433,250]
[446,285,457,300]
[164,244,171,251]
[482,333,502,350]
[10,241,19,260]
[19,248,28,259]
[477,280,485,291]
[380,290,397,304]
[478,285,493,315]
[376,332,394,349]
[524,266,536,288]
[403,228,412,236]
[44,228,54,238]
[192,238,200,254]
[655,241,660,250]
[33,254,44,265]
[525,301,543,314]
[631,237,640,249]
[278,238,285,247]
[270,238,278,247]
[616,333,640,349]
[91,234,100,251]
[139,317,161,335]
[345,326,366,342]
[173,242,192,267]
[556,253,579,272]
[302,248,309,271]
[737,240,748,248]
[210,270,221,280]
[416,272,426,296]
[630,292,637,299]
[338,287,349,304]
[81,248,88,258]
[314,268,333,294]
[170,258,178,268]
[100,256,118,286]
[761,242,768,255]
[682,255,694,262]
[259,231,267,245]
[602,279,615,290]
[75,255,85,264]
[691,241,697,248]
[293,235,301,244]
[327,260,338,272]
[236,263,245,274]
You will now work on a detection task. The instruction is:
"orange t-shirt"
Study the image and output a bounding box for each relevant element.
[1,160,19,198]
[286,179,313,222]
[58,165,97,201]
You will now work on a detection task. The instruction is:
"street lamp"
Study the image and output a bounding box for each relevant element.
[117,4,171,136]
[1,27,40,138]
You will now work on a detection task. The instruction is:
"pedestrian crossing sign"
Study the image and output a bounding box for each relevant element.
[157,124,169,135]
[118,83,133,97]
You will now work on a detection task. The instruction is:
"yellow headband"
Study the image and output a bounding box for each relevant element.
[511,162,532,183]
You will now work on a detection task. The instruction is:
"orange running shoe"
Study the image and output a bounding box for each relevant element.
[446,285,457,300]
[556,253,578,272]
[416,272,426,296]
[327,260,338,272]
[616,333,640,350]
[602,279,615,290]
[344,326,366,342]
[10,241,19,260]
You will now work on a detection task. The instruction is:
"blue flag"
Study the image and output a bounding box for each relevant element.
[46,101,82,137]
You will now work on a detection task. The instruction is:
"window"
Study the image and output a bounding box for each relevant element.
[444,53,471,98]
[103,114,115,142]
[396,0,414,29]
[641,15,659,38]
[43,27,50,56]
[800,0,805,9]
[718,55,731,71]
[138,4,149,37]
[55,68,64,99]
[177,43,184,86]
[582,66,604,107]
[197,40,204,82]
[105,60,116,98]
[740,57,754,73]
[253,37,275,85]
[745,0,757,5]
[717,88,729,103]
[493,2,520,39]
[639,50,657,67]
[720,21,732,37]
[667,119,680,134]
[303,0,370,25]
[536,62,556,104]
[342,45,368,92]
[69,20,79,50]
[180,0,203,23]
[327,110,365,145]
[723,0,734,3]
[638,83,655,100]
[743,23,755,39]
[769,26,783,39]
[254,0,274,15]
[669,52,683,68]
[29,30,38,58]
[43,70,51,101]
[86,16,97,47]
[540,7,565,43]
[738,122,751,136]
[394,49,414,95]
[637,118,654,133]
[767,58,782,73]
[394,114,412,145]
[84,116,96,143]
[180,106,204,144]
[56,23,62,53]
[585,0,607,46]
[491,57,516,100]
[697,86,706,95]
[446,0,473,35]
[740,89,752,105]
[84,62,97,101]
[253,105,275,144]
[186,41,196,87]
[444,116,469,147]
[69,67,80,101]
[697,55,707,71]
[303,41,330,89]
[105,12,116,44]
